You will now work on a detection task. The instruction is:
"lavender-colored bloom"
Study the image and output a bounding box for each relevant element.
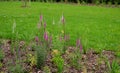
[35,36,39,42]
[64,34,70,41]
[44,22,46,28]
[76,39,83,52]
[40,15,43,22]
[61,15,65,24]
[64,35,67,41]
[37,23,41,29]
[80,44,83,52]
[44,32,48,41]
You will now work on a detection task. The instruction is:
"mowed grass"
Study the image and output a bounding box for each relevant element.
[0,2,120,51]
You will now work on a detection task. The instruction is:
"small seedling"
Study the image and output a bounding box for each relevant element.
[36,46,47,69]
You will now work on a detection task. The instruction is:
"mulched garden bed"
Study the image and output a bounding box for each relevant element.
[0,40,119,73]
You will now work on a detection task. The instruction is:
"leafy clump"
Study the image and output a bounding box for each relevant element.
[108,60,120,73]
[8,62,24,73]
[27,54,36,67]
[66,47,82,70]
[52,53,64,73]
[43,66,51,73]
[36,46,47,69]
[68,52,81,69]
[52,36,64,54]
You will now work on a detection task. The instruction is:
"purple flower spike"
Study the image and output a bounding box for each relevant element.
[44,22,46,28]
[37,23,41,29]
[35,36,39,42]
[76,39,80,48]
[44,32,48,41]
[76,39,83,52]
[40,15,43,22]
[80,44,83,52]
[61,15,65,24]
[64,34,70,41]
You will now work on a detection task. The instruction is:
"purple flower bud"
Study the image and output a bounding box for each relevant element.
[40,15,43,22]
[35,36,39,42]
[61,15,65,24]
[44,32,48,41]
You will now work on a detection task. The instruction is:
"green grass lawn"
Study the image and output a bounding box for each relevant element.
[0,2,120,51]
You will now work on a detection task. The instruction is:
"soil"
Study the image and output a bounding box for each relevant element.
[0,40,119,73]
